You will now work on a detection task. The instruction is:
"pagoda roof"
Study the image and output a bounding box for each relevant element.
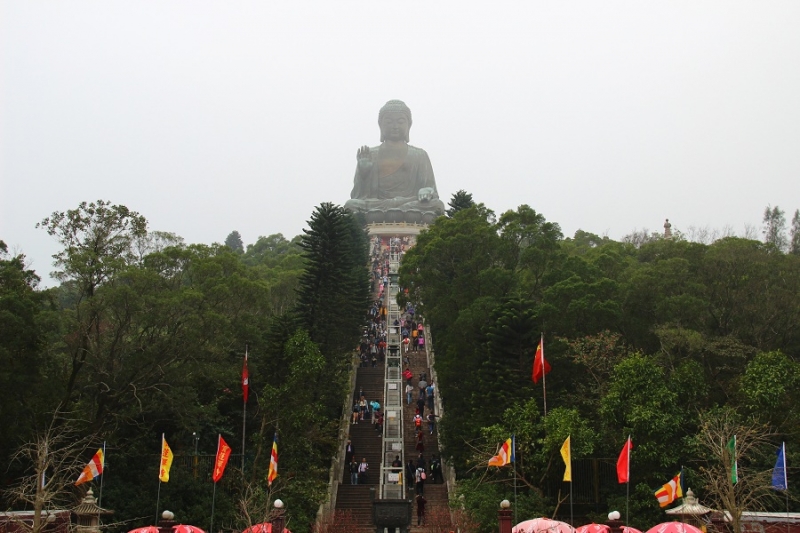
[665,489,713,516]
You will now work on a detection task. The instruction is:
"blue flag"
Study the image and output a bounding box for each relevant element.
[511,435,516,463]
[772,442,787,491]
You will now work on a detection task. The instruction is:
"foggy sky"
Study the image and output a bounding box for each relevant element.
[2,1,799,284]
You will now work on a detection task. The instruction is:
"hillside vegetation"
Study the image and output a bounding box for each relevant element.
[399,202,800,529]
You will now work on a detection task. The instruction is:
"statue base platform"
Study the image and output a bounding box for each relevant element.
[367,222,427,237]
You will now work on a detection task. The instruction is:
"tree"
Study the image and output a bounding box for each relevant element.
[496,205,563,298]
[762,205,787,251]
[38,200,148,294]
[600,353,691,470]
[37,201,148,411]
[296,203,370,360]
[695,407,781,533]
[446,190,475,217]
[225,230,245,253]
[483,296,538,407]
[257,329,345,533]
[3,413,92,533]
[0,242,56,481]
[790,209,800,255]
[621,228,661,248]
[740,350,800,431]
[243,233,303,268]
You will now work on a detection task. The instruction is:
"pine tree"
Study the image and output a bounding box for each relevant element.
[224,230,244,253]
[446,190,475,217]
[295,203,370,360]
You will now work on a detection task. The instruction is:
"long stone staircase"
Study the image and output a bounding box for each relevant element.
[334,366,386,526]
[332,235,450,531]
[402,344,448,530]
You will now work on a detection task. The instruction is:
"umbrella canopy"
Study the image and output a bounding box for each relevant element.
[645,522,703,533]
[242,524,291,533]
[174,526,206,533]
[128,527,160,533]
[576,524,611,533]
[513,518,576,533]
[622,527,644,533]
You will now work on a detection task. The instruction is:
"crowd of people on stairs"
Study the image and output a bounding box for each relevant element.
[344,234,446,518]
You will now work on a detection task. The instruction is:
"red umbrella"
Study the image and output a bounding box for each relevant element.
[513,518,576,533]
[242,524,291,533]
[577,524,611,533]
[128,528,160,533]
[623,527,644,533]
[645,523,703,533]
[173,526,206,533]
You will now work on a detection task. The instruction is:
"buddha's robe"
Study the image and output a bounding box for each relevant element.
[345,144,445,214]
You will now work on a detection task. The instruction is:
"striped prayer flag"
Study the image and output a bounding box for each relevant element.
[75,449,104,486]
[267,433,279,486]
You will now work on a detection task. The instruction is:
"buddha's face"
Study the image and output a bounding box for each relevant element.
[380,111,410,142]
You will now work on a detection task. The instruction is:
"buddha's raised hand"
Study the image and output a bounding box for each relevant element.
[357,145,373,174]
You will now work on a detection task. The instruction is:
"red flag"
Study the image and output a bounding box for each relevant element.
[532,336,551,384]
[242,349,249,403]
[617,437,633,483]
[212,435,232,482]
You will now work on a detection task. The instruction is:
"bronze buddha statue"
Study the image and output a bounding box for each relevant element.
[345,100,445,224]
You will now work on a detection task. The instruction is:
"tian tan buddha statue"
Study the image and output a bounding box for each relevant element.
[345,100,445,224]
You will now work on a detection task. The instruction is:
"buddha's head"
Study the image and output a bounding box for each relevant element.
[379,100,412,143]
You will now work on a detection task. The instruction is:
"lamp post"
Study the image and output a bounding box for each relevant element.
[498,500,512,533]
[158,510,176,533]
[270,499,285,533]
[192,432,200,479]
[607,511,623,533]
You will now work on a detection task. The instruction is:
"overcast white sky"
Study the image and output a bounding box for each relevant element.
[2,1,799,283]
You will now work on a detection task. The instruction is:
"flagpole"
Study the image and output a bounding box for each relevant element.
[786,490,790,533]
[98,442,107,528]
[625,479,629,525]
[626,436,630,526]
[155,433,163,525]
[783,443,789,533]
[211,434,221,533]
[155,480,162,525]
[242,345,248,474]
[569,477,574,527]
[512,435,517,525]
[566,436,573,526]
[98,441,106,508]
[540,334,547,417]
[211,482,217,533]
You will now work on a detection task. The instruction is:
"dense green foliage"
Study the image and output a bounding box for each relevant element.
[1,202,369,533]
[5,195,800,533]
[400,202,800,530]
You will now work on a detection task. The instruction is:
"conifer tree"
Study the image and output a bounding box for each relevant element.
[224,230,244,253]
[446,189,475,217]
[295,203,370,361]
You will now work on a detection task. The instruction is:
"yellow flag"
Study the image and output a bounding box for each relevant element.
[159,435,174,482]
[560,436,572,482]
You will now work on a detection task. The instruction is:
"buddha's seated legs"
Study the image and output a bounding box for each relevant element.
[345,197,445,214]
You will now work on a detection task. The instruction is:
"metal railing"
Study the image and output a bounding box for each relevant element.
[379,259,406,499]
